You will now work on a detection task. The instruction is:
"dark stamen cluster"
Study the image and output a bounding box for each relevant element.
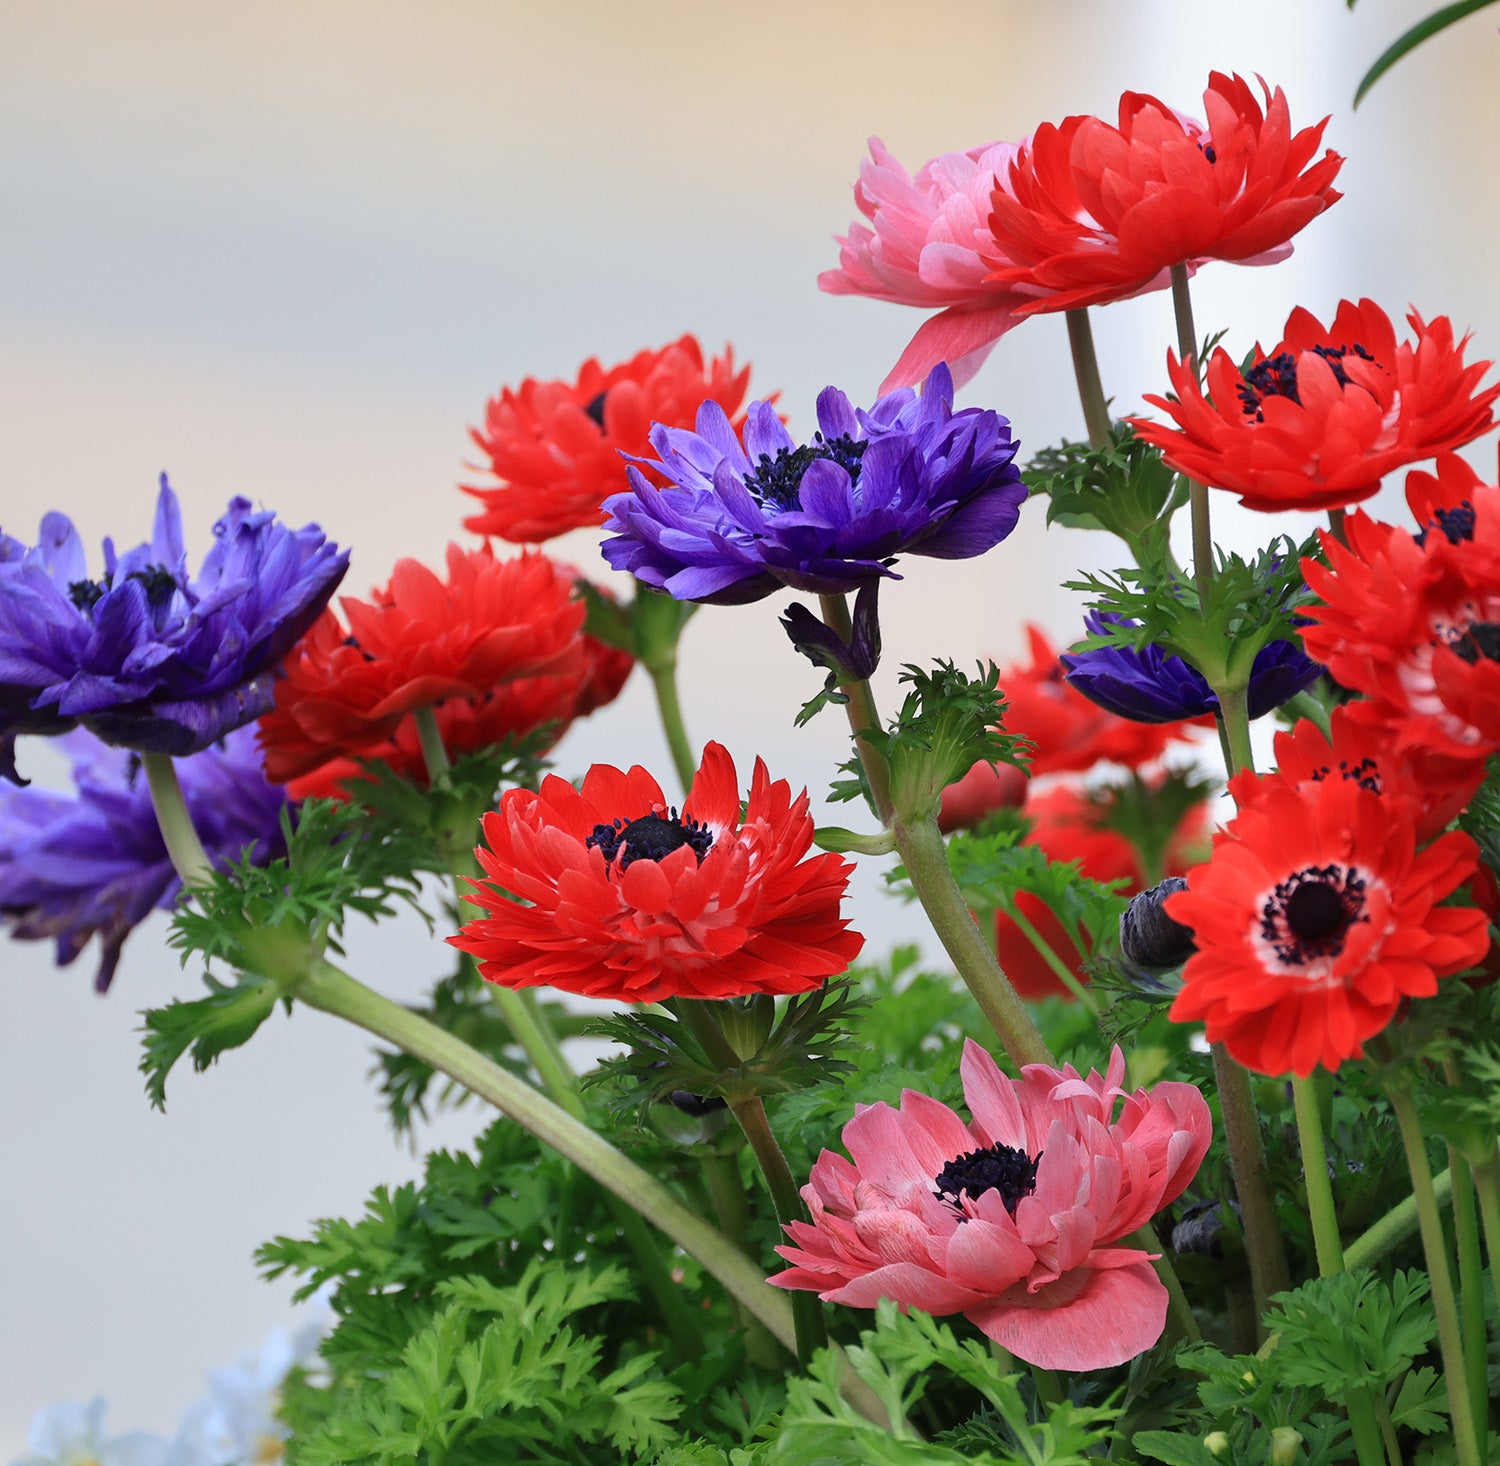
[1415,500,1477,548]
[587,809,715,870]
[1198,142,1218,164]
[933,1143,1040,1217]
[1238,343,1376,421]
[69,577,110,612]
[1448,621,1500,666]
[70,565,181,615]
[1260,863,1368,965]
[582,391,608,429]
[1306,756,1383,796]
[743,433,867,509]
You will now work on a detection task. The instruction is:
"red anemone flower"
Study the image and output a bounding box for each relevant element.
[983,73,1343,316]
[1301,479,1500,774]
[1167,774,1489,1076]
[449,742,863,1002]
[462,336,755,542]
[1131,299,1499,512]
[259,547,587,783]
[770,1041,1211,1370]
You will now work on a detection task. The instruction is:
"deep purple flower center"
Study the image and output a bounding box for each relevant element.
[1415,500,1476,548]
[743,433,867,509]
[1448,621,1500,666]
[1260,863,1368,965]
[587,810,714,870]
[67,565,180,617]
[933,1143,1040,1216]
[1237,343,1376,421]
[1198,142,1218,164]
[583,391,608,429]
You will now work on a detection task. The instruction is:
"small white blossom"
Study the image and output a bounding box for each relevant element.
[12,1398,171,1466]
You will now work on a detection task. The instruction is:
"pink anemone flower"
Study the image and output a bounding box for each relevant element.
[819,137,1038,393]
[769,1041,1211,1370]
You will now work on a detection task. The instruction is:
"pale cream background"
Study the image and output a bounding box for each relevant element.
[2,0,1497,1449]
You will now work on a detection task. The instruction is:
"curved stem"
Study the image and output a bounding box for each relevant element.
[645,654,698,797]
[891,815,1052,1068]
[142,752,214,887]
[999,898,1099,1016]
[297,959,894,1428]
[1345,1167,1452,1271]
[1387,1079,1482,1466]
[1065,308,1113,451]
[1449,1147,1489,1447]
[818,592,893,825]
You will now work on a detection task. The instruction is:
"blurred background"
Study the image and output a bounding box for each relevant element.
[3,0,1497,1449]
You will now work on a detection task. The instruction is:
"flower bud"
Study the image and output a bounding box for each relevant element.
[1120,876,1196,968]
[1270,1427,1304,1466]
[667,1090,728,1117]
[1171,1199,1226,1257]
[1203,1432,1231,1459]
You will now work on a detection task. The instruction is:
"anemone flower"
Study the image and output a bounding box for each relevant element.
[600,363,1025,605]
[769,1040,1211,1370]
[1167,773,1489,1075]
[983,72,1343,315]
[1131,299,1499,512]
[0,478,347,770]
[257,547,589,783]
[462,336,756,542]
[1062,613,1322,723]
[0,726,289,991]
[449,741,863,1002]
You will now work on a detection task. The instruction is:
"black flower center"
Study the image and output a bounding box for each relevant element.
[1415,500,1476,548]
[933,1143,1040,1216]
[743,433,867,509]
[1260,863,1369,966]
[587,809,714,870]
[1198,142,1217,164]
[66,564,180,616]
[1307,756,1383,795]
[582,390,608,429]
[1237,343,1377,421]
[1448,621,1500,666]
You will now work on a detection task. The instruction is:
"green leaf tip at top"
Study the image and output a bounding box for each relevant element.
[1353,0,1500,108]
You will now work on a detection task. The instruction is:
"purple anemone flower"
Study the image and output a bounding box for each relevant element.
[0,476,348,776]
[1062,612,1323,723]
[599,363,1025,604]
[0,725,290,991]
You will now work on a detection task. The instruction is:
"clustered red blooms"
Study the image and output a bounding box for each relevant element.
[462,336,755,543]
[983,73,1343,315]
[770,1042,1211,1369]
[1167,745,1489,1076]
[449,742,863,1003]
[258,546,628,788]
[1132,299,1500,512]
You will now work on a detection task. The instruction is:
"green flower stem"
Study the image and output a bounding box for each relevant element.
[1215,685,1256,776]
[1471,1149,1500,1292]
[674,999,828,1363]
[1212,1045,1290,1333]
[998,898,1099,1016]
[412,703,450,785]
[1387,1079,1482,1466]
[891,815,1053,1068]
[1065,307,1113,451]
[1029,1362,1063,1408]
[644,651,699,797]
[1344,1168,1453,1270]
[1168,264,1215,604]
[1291,1075,1344,1275]
[818,592,894,825]
[700,1150,781,1368]
[1449,1146,1489,1450]
[296,959,895,1428]
[142,752,214,887]
[1291,1077,1387,1466]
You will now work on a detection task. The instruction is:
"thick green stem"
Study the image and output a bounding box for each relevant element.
[412,703,450,782]
[1387,1080,1482,1466]
[1345,1169,1453,1270]
[701,1150,781,1369]
[297,960,894,1427]
[1471,1150,1500,1290]
[142,752,214,887]
[1213,1044,1291,1333]
[1000,898,1099,1015]
[1168,264,1216,604]
[1216,685,1256,776]
[1292,1075,1344,1274]
[891,815,1053,1067]
[1065,308,1113,451]
[1449,1148,1489,1448]
[645,654,698,797]
[818,592,894,825]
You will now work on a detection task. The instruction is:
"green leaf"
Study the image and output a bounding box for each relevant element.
[1132,1430,1224,1466]
[1354,1,1500,107]
[139,970,283,1109]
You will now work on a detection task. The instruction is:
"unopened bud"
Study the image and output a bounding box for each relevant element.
[1120,877,1196,968]
[667,1090,728,1117]
[1203,1432,1231,1459]
[1270,1427,1303,1466]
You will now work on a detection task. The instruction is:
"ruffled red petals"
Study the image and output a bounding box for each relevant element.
[1132,299,1499,512]
[259,548,602,784]
[983,72,1343,315]
[462,336,755,542]
[448,741,863,1003]
[1167,775,1489,1076]
[769,1041,1210,1369]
